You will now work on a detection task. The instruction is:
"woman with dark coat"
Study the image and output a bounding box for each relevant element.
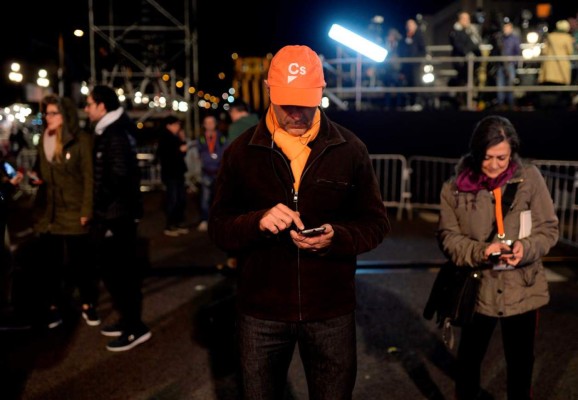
[31,94,100,329]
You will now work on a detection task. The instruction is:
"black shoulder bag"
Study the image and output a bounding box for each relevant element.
[423,182,519,348]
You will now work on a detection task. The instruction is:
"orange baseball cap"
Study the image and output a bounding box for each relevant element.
[267,45,326,107]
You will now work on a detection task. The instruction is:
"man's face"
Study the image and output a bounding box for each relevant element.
[271,104,317,137]
[84,95,106,122]
[459,13,470,28]
[203,116,217,131]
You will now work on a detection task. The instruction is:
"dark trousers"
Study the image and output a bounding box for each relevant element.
[93,217,146,332]
[163,176,187,228]
[237,312,357,400]
[18,233,99,322]
[456,310,538,400]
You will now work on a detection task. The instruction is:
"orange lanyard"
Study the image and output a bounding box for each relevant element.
[205,132,217,154]
[492,187,505,239]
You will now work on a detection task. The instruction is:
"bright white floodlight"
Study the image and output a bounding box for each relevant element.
[328,23,388,62]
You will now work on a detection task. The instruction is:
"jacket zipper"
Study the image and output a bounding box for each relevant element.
[275,144,330,321]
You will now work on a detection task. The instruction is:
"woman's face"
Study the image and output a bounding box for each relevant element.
[44,104,63,132]
[481,140,511,178]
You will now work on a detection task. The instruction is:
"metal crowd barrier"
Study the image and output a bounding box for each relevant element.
[369,154,409,221]
[136,144,162,192]
[532,160,578,247]
[398,155,578,247]
[11,147,578,247]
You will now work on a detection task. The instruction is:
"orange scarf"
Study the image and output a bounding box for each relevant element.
[266,108,320,191]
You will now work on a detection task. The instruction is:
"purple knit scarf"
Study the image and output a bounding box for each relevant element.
[455,162,518,193]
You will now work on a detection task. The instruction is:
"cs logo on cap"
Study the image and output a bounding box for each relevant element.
[287,63,306,83]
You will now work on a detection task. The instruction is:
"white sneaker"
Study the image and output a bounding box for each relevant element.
[197,221,208,232]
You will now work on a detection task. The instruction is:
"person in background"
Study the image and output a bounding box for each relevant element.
[155,115,189,237]
[1,150,24,325]
[437,115,559,399]
[382,27,403,110]
[224,99,259,270]
[196,114,227,232]
[538,19,575,86]
[449,10,482,103]
[227,99,259,143]
[209,45,390,399]
[84,85,150,352]
[493,19,521,109]
[28,94,99,329]
[399,18,427,110]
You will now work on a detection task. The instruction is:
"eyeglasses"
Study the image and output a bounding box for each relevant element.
[43,112,61,117]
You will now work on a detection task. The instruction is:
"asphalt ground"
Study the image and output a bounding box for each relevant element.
[1,190,577,400]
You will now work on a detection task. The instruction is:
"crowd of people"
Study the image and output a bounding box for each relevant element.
[363,10,577,111]
[0,14,566,399]
[0,86,262,351]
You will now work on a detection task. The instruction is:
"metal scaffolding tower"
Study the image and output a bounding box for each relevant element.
[87,0,199,137]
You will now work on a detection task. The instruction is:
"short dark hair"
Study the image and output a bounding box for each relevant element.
[459,115,521,174]
[90,85,121,112]
[162,115,182,126]
[229,99,250,113]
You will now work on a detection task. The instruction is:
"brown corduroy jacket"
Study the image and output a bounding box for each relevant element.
[209,109,390,322]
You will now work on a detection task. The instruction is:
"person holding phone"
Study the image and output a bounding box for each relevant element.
[209,45,390,399]
[437,115,559,399]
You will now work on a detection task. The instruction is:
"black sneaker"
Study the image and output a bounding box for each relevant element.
[106,329,152,352]
[100,322,124,337]
[47,308,63,329]
[81,305,101,326]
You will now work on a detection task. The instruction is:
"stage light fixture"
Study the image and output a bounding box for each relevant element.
[328,24,388,62]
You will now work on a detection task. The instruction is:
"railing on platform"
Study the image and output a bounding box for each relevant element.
[322,53,578,111]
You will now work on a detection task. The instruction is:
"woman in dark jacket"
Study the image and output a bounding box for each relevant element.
[31,94,100,328]
[438,115,559,399]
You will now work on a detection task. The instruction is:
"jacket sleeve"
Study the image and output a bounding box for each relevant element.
[79,132,94,219]
[325,145,390,257]
[516,165,559,264]
[437,181,488,267]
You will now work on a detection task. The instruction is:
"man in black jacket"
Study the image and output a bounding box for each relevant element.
[449,11,482,91]
[84,85,150,352]
[209,45,390,399]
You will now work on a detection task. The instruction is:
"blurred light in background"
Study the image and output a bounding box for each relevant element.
[328,24,388,62]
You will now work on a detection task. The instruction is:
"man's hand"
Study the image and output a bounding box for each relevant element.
[290,224,334,253]
[259,203,303,235]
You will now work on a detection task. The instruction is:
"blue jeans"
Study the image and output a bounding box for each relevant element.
[237,312,357,400]
[496,63,516,106]
[200,173,216,222]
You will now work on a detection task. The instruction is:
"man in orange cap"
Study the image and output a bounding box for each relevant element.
[209,45,390,399]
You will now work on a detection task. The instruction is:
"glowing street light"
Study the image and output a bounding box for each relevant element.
[328,23,388,62]
[37,69,50,88]
[8,63,23,83]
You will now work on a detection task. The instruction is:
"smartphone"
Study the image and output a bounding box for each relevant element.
[299,226,326,237]
[3,161,17,178]
[491,249,513,257]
